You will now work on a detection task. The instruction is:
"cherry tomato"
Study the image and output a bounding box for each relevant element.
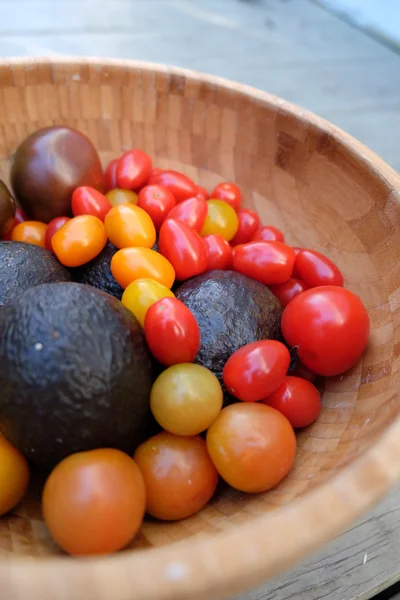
[262,376,321,429]
[42,448,145,556]
[203,234,232,271]
[167,197,207,233]
[122,278,175,326]
[210,182,242,212]
[233,241,295,285]
[281,286,370,376]
[134,432,218,521]
[200,200,239,241]
[290,360,317,383]
[111,247,175,289]
[11,221,47,247]
[269,278,309,307]
[116,149,152,190]
[207,403,296,493]
[45,216,71,251]
[0,435,29,516]
[151,168,164,178]
[230,209,260,246]
[3,207,27,240]
[294,249,344,287]
[252,225,285,243]
[293,246,302,256]
[223,340,290,402]
[105,204,156,249]
[104,158,119,192]
[148,170,197,203]
[52,215,107,267]
[150,363,222,436]
[159,219,207,280]
[72,186,111,222]
[196,185,209,201]
[137,184,176,230]
[106,188,138,207]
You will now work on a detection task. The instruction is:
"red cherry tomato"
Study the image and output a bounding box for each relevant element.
[151,168,164,178]
[233,241,295,285]
[230,209,260,246]
[293,246,302,256]
[290,360,316,383]
[282,286,370,376]
[269,278,309,307]
[117,149,152,190]
[203,234,232,271]
[72,186,111,222]
[210,182,242,211]
[294,249,344,287]
[167,197,207,233]
[196,186,209,201]
[262,376,321,429]
[252,225,285,243]
[137,184,176,230]
[148,170,198,203]
[104,158,119,193]
[223,340,291,402]
[144,297,200,366]
[159,219,207,281]
[45,217,71,251]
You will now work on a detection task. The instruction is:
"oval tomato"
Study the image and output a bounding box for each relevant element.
[210,182,242,211]
[11,221,47,247]
[200,200,239,241]
[230,209,260,246]
[104,158,119,192]
[262,376,321,428]
[203,234,232,271]
[117,149,152,190]
[167,197,207,232]
[233,241,295,285]
[148,170,197,203]
[294,249,344,287]
[72,186,111,221]
[105,204,156,249]
[122,278,175,326]
[269,278,309,307]
[45,216,71,251]
[252,225,285,243]
[106,188,138,207]
[52,215,107,267]
[137,184,176,230]
[159,219,207,280]
[111,247,175,289]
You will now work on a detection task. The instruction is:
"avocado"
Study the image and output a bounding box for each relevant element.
[70,241,124,300]
[0,241,72,307]
[0,282,153,467]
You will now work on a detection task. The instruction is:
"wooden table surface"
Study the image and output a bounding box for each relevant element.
[0,1,399,598]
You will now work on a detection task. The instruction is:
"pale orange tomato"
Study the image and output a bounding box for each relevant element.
[0,435,30,516]
[11,221,47,247]
[111,247,175,289]
[52,215,107,267]
[105,204,156,249]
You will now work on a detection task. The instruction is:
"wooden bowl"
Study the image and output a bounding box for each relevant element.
[0,57,399,600]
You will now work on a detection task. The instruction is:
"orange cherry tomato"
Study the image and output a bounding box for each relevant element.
[167,197,207,233]
[137,184,176,230]
[71,186,111,221]
[105,204,156,249]
[52,215,107,267]
[117,149,152,190]
[134,432,218,521]
[122,278,175,326]
[201,200,239,241]
[106,188,138,207]
[111,247,175,289]
[0,435,30,516]
[210,182,242,211]
[203,234,232,270]
[104,158,119,192]
[207,403,296,493]
[42,448,146,556]
[45,217,71,251]
[11,221,47,247]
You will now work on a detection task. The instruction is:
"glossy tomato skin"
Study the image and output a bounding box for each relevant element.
[281,286,370,376]
[200,200,239,241]
[196,186,209,201]
[159,219,207,280]
[45,217,71,251]
[104,158,119,192]
[134,432,218,521]
[72,186,111,221]
[269,278,309,307]
[117,149,152,190]
[144,297,200,365]
[111,247,175,289]
[148,170,197,203]
[294,249,344,287]
[105,204,156,249]
[207,403,296,493]
[262,376,321,428]
[0,435,30,516]
[233,241,295,285]
[230,209,260,246]
[52,215,107,267]
[203,234,232,271]
[11,221,47,247]
[223,340,290,402]
[252,225,284,243]
[122,278,175,326]
[210,182,242,211]
[167,197,207,233]
[137,184,176,230]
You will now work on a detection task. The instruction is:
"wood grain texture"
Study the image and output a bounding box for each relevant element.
[0,57,400,600]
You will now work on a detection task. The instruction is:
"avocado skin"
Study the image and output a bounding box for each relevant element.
[0,282,153,467]
[70,241,124,300]
[0,241,72,307]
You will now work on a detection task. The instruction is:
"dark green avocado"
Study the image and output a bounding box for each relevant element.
[70,241,124,300]
[0,282,153,467]
[0,241,72,307]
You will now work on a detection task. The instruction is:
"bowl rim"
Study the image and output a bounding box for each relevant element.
[1,56,400,600]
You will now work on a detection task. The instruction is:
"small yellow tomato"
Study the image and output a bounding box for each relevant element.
[111,247,175,290]
[200,199,239,241]
[105,204,156,249]
[106,188,138,207]
[122,278,175,325]
[0,435,30,516]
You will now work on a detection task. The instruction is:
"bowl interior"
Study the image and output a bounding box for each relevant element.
[0,59,399,558]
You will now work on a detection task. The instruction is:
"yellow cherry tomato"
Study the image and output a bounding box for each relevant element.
[200,199,239,241]
[52,215,107,267]
[11,221,47,247]
[122,278,175,326]
[0,435,30,516]
[105,204,156,249]
[111,247,175,290]
[106,188,138,207]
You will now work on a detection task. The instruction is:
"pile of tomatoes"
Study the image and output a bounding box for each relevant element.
[1,145,370,557]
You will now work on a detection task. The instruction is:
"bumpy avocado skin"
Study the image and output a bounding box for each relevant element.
[70,241,124,300]
[0,282,153,467]
[0,241,72,307]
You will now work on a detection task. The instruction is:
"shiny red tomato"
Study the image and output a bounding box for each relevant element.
[117,149,152,190]
[233,241,295,285]
[269,278,309,307]
[252,225,284,243]
[294,249,344,287]
[45,217,71,251]
[151,168,164,178]
[144,297,200,366]
[203,234,232,271]
[104,158,119,192]
[282,286,370,376]
[137,184,176,230]
[167,197,207,232]
[211,182,242,211]
[148,170,197,203]
[230,209,260,246]
[159,218,207,280]
[196,186,209,201]
[223,340,290,402]
[72,186,111,221]
[262,376,321,429]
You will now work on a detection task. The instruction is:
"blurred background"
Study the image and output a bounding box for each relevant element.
[1,0,399,172]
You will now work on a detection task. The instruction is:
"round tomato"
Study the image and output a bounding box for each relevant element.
[11,221,47,247]
[206,403,296,493]
[196,185,209,201]
[134,432,218,521]
[200,200,239,241]
[45,216,71,251]
[233,241,295,285]
[210,182,242,211]
[203,234,232,271]
[150,363,222,436]
[52,215,107,267]
[148,170,197,203]
[111,247,175,289]
[159,218,207,280]
[106,188,138,207]
[104,158,119,192]
[0,435,29,516]
[281,286,370,376]
[72,186,111,221]
[122,278,175,326]
[252,225,285,242]
[105,204,156,249]
[137,184,176,230]
[42,448,145,556]
[223,340,290,402]
[262,376,321,428]
[269,278,309,307]
[116,149,152,190]
[230,209,260,246]
[167,197,207,232]
[294,249,344,287]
